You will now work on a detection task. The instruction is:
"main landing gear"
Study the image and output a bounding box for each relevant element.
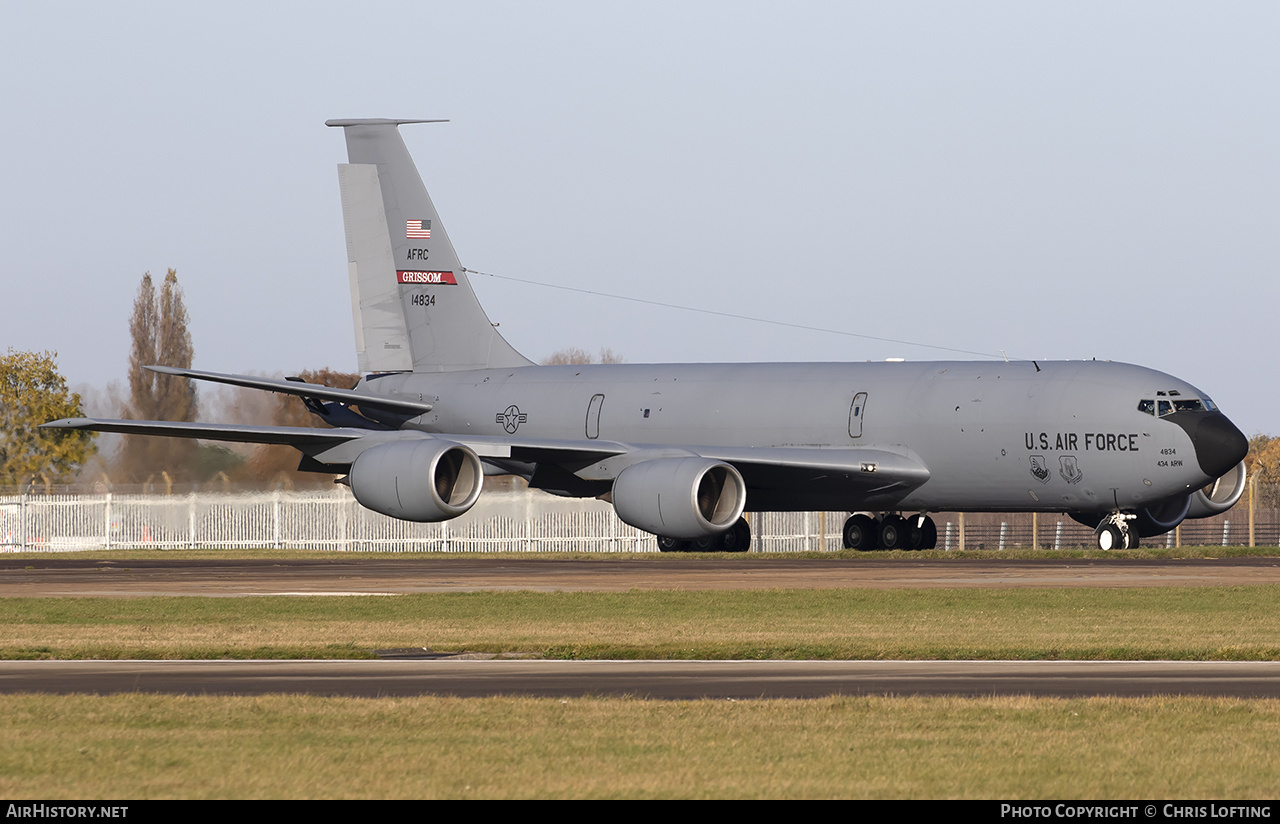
[842,513,938,551]
[1094,512,1139,550]
[656,517,752,553]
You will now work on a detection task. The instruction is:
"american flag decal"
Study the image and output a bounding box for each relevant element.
[406,219,432,239]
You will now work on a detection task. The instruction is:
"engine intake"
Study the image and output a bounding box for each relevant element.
[348,439,483,522]
[1185,460,1247,519]
[1132,494,1192,538]
[612,457,746,540]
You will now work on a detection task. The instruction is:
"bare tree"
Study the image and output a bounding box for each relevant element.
[124,273,158,423]
[116,269,199,482]
[541,347,625,365]
[244,368,361,488]
[156,270,197,425]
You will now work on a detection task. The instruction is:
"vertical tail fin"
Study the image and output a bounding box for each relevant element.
[327,118,532,374]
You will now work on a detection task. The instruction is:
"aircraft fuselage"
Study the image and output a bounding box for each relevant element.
[362,358,1231,515]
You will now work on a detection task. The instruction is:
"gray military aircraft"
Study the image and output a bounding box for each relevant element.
[44,119,1250,552]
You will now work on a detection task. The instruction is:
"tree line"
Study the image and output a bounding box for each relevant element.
[1,270,361,490]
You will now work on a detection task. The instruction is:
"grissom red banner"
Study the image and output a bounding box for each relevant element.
[397,270,458,285]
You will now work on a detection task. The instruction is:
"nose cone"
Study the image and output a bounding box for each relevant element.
[1189,412,1249,480]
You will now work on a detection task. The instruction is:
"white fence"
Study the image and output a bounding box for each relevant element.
[0,489,854,553]
[1,489,1274,553]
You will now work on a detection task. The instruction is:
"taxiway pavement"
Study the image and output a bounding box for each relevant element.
[4,659,1280,699]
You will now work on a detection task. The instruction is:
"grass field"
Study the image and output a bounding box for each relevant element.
[3,585,1280,661]
[5,549,1280,798]
[3,693,1279,799]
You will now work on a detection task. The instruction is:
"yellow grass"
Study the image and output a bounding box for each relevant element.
[2,694,1278,799]
[4,587,1280,660]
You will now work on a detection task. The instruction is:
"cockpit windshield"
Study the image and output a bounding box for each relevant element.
[1138,396,1215,417]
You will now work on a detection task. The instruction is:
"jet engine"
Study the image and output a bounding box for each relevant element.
[1070,459,1249,537]
[1185,460,1247,519]
[348,439,483,522]
[1070,497,1192,537]
[611,457,746,540]
[1131,494,1193,538]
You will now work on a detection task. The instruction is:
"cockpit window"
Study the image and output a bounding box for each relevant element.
[1141,397,1215,417]
[1146,396,1213,414]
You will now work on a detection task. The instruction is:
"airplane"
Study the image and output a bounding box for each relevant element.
[43,118,1250,552]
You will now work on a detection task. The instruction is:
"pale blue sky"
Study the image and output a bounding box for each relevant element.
[3,2,1277,434]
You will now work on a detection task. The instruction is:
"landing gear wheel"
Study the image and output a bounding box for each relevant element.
[905,515,938,550]
[657,536,689,553]
[922,517,938,549]
[879,515,907,550]
[690,536,716,552]
[719,518,752,553]
[1123,528,1139,549]
[1095,524,1123,551]
[843,514,877,551]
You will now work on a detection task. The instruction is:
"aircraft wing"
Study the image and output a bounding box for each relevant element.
[38,417,631,469]
[40,417,371,447]
[144,365,434,416]
[699,446,928,485]
[516,440,930,505]
[447,438,927,489]
[703,446,930,505]
[43,416,926,505]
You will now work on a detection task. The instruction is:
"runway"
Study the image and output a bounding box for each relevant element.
[3,659,1279,698]
[3,555,1280,597]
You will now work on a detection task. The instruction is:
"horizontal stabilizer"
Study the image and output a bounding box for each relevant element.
[145,366,433,415]
[325,118,448,127]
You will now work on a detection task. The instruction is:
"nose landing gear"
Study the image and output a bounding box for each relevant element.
[1094,512,1138,550]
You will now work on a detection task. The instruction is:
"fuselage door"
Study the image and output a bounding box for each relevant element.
[848,392,868,438]
[586,393,605,440]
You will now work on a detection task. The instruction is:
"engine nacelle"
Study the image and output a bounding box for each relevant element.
[1070,495,1192,537]
[612,457,746,540]
[348,439,483,522]
[1186,460,1247,519]
[1132,494,1192,538]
